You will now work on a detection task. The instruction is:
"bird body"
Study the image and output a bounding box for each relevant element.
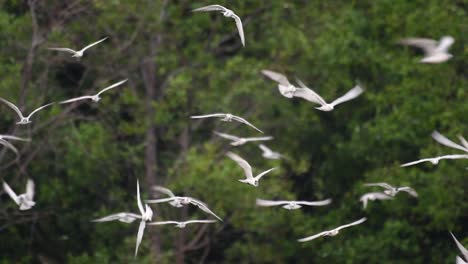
[401,131,468,167]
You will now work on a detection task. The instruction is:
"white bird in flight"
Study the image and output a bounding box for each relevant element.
[214,131,272,146]
[258,144,282,160]
[192,5,245,47]
[359,192,393,209]
[226,151,275,187]
[191,113,263,133]
[399,36,454,63]
[295,79,364,111]
[0,97,55,125]
[60,79,128,104]
[3,178,35,210]
[298,217,367,242]
[401,131,468,167]
[261,70,364,111]
[451,232,468,263]
[400,154,468,167]
[147,186,222,221]
[48,37,108,58]
[92,179,153,257]
[148,220,217,229]
[364,182,418,197]
[256,198,332,210]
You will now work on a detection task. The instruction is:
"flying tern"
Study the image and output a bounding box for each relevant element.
[364,182,418,197]
[399,36,454,63]
[298,217,367,242]
[256,198,332,210]
[192,5,245,47]
[3,178,35,210]
[0,97,55,125]
[191,113,263,133]
[214,131,272,146]
[400,131,468,167]
[262,70,364,111]
[401,154,468,167]
[48,37,108,58]
[148,220,217,228]
[258,144,282,160]
[60,79,128,104]
[295,79,364,111]
[226,151,275,187]
[92,179,153,257]
[147,186,222,221]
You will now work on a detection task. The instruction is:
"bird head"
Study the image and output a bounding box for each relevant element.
[252,179,259,187]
